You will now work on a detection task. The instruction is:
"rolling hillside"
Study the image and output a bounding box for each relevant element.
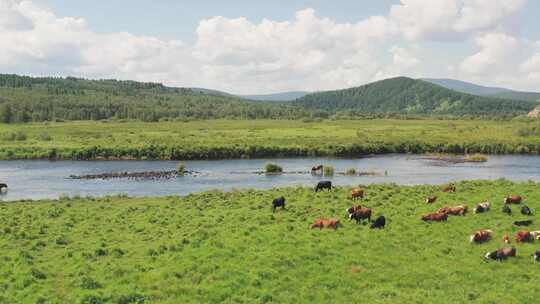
[0,74,306,123]
[423,78,540,102]
[239,91,309,102]
[294,77,538,116]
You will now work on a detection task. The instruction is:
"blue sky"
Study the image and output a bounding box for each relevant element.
[2,0,540,93]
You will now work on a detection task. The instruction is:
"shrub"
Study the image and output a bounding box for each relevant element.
[345,168,357,175]
[265,163,283,173]
[81,277,103,290]
[465,154,488,162]
[30,268,47,280]
[14,131,27,141]
[177,162,185,174]
[323,166,334,176]
[38,132,52,141]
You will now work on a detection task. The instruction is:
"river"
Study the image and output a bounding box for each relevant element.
[1,155,540,201]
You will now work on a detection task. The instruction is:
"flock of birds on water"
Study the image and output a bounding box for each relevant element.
[273,180,540,263]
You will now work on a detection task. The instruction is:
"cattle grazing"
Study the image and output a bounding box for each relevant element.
[315,181,332,192]
[438,205,468,216]
[503,234,510,244]
[311,218,340,230]
[311,165,323,173]
[529,231,540,240]
[0,183,7,193]
[485,247,516,261]
[502,205,512,215]
[370,215,386,229]
[474,202,491,214]
[442,184,456,193]
[533,251,540,262]
[348,206,372,224]
[504,195,522,205]
[421,212,448,222]
[514,220,533,227]
[426,196,437,204]
[470,229,492,244]
[521,205,533,216]
[351,188,364,200]
[516,231,533,243]
[272,196,286,212]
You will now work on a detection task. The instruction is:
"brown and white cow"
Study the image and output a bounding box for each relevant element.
[426,196,437,204]
[438,205,468,216]
[347,205,372,223]
[504,195,522,205]
[470,229,492,244]
[516,230,533,243]
[485,247,516,261]
[421,212,448,222]
[474,202,491,214]
[503,234,511,244]
[351,188,364,200]
[311,218,340,230]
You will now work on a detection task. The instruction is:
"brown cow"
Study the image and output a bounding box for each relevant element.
[311,218,340,230]
[442,184,456,193]
[516,230,533,243]
[485,247,516,261]
[470,229,492,244]
[503,234,510,244]
[438,205,468,216]
[421,212,448,222]
[351,188,364,200]
[348,206,372,224]
[504,195,522,205]
[426,196,437,204]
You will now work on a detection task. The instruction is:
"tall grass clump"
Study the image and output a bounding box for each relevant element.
[323,165,334,176]
[345,168,357,175]
[177,162,185,174]
[265,163,283,174]
[465,154,488,162]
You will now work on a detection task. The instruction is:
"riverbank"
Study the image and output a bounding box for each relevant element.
[1,119,540,160]
[1,180,539,303]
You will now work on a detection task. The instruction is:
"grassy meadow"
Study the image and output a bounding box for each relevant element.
[1,119,540,160]
[1,180,540,303]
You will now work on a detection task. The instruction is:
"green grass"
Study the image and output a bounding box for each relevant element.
[1,180,540,303]
[1,119,540,160]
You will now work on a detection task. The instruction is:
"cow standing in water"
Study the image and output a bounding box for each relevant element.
[0,183,7,193]
[311,165,323,174]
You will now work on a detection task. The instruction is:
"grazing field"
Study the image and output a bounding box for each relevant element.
[1,180,540,303]
[1,119,540,160]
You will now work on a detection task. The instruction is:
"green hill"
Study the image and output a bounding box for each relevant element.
[0,74,306,123]
[488,91,540,102]
[294,77,538,116]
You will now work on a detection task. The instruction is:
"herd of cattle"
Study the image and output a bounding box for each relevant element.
[272,180,540,262]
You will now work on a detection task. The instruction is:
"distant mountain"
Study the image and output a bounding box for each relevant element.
[189,88,233,97]
[423,78,540,102]
[294,77,538,116]
[422,78,510,96]
[488,91,540,102]
[239,91,309,102]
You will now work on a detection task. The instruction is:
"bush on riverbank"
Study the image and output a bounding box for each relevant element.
[265,163,283,173]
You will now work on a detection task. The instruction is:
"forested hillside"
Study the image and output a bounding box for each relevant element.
[0,74,308,123]
[294,77,538,116]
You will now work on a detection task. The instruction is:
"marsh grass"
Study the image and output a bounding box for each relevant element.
[323,165,335,176]
[265,163,283,174]
[1,180,539,302]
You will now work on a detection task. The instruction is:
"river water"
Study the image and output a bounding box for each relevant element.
[1,155,540,201]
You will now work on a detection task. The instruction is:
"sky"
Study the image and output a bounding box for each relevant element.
[1,0,540,94]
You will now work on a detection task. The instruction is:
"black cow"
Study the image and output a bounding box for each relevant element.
[272,197,286,212]
[502,205,512,216]
[0,183,7,193]
[533,251,540,262]
[315,181,332,192]
[514,220,533,227]
[521,205,533,216]
[370,215,386,229]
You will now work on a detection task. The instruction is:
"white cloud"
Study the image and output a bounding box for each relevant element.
[0,0,537,93]
[389,0,527,40]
